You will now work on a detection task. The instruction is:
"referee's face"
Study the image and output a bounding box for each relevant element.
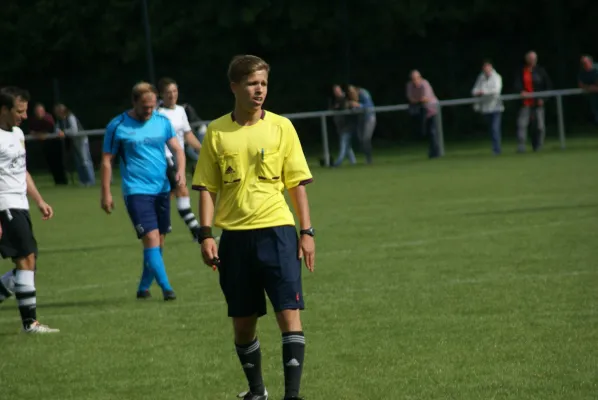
[233,70,268,113]
[133,92,157,121]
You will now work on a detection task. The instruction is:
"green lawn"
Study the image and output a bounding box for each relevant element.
[1,138,597,400]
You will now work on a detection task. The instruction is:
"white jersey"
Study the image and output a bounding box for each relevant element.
[0,127,28,210]
[158,105,191,159]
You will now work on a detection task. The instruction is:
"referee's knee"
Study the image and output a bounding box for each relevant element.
[233,315,259,344]
[275,309,302,333]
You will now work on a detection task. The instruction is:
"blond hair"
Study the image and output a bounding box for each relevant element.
[227,55,270,83]
[132,81,158,102]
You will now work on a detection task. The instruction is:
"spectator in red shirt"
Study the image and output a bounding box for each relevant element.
[28,103,68,185]
[514,51,553,153]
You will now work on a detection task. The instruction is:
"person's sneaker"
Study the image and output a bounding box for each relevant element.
[237,388,268,399]
[22,321,60,334]
[136,290,152,299]
[163,290,177,301]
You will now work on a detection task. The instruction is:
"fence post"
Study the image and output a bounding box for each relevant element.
[320,115,330,167]
[556,94,566,149]
[436,104,445,156]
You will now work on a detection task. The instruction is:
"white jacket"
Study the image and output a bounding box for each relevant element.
[471,70,504,113]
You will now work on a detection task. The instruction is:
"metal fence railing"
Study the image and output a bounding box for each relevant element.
[25,88,586,167]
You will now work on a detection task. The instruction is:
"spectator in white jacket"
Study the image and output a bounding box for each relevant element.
[472,60,504,155]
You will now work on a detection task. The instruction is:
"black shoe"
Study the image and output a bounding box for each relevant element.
[237,389,268,399]
[283,397,304,400]
[163,290,177,301]
[136,290,151,299]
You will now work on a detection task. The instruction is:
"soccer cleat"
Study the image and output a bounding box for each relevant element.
[163,290,176,301]
[237,388,268,399]
[136,290,152,299]
[22,321,60,334]
[283,397,304,400]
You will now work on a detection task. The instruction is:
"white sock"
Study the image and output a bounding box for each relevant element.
[176,196,199,230]
[0,270,15,300]
[1,270,16,292]
[14,270,37,327]
[176,196,191,210]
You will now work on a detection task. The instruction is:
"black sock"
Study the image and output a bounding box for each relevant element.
[282,331,305,399]
[14,270,36,328]
[236,338,265,395]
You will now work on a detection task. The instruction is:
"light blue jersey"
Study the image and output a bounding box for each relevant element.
[103,111,175,196]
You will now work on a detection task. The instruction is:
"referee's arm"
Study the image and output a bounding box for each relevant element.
[192,127,220,225]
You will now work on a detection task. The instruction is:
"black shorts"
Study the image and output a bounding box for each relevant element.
[166,156,177,190]
[0,209,38,260]
[218,225,304,318]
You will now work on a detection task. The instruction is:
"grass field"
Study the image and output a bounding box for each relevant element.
[1,138,597,400]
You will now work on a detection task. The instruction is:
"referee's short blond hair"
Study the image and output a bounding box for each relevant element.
[228,55,270,83]
[132,81,158,102]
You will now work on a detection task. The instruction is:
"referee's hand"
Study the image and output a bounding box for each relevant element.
[299,235,315,272]
[201,238,219,269]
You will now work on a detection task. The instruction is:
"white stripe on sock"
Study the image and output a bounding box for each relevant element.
[176,196,191,210]
[15,270,34,288]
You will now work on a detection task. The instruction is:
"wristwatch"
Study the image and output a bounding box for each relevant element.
[299,227,315,237]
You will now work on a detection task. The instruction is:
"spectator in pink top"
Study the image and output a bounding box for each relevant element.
[406,70,440,158]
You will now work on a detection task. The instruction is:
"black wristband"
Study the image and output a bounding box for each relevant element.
[198,226,214,243]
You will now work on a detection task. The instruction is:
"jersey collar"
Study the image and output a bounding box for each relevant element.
[231,110,266,122]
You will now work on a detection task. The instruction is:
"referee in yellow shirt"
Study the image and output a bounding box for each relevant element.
[192,55,315,400]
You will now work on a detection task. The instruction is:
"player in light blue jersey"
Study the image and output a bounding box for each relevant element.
[100,82,186,301]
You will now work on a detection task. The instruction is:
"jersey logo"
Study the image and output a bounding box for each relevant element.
[225,166,236,175]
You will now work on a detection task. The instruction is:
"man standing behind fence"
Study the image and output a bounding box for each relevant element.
[54,104,95,186]
[407,70,440,158]
[514,51,553,153]
[578,55,598,126]
[472,60,504,155]
[29,103,68,185]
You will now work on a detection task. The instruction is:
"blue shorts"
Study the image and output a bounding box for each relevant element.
[124,193,172,239]
[218,225,304,318]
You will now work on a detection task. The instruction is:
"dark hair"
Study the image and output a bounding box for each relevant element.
[482,59,493,65]
[227,55,270,83]
[0,86,30,111]
[157,77,177,94]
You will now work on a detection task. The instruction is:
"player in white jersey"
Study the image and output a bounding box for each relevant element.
[157,78,203,241]
[0,87,58,333]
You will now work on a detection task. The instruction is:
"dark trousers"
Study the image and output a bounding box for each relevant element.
[412,106,439,158]
[43,140,68,185]
[483,112,502,154]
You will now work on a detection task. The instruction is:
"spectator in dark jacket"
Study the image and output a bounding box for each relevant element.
[29,103,68,185]
[514,51,553,152]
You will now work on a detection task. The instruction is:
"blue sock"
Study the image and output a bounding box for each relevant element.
[138,260,155,292]
[143,247,172,292]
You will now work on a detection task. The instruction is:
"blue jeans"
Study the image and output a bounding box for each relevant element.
[483,112,502,154]
[72,137,95,186]
[358,115,376,164]
[333,132,356,167]
[426,115,439,159]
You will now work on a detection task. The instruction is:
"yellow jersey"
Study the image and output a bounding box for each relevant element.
[192,111,313,230]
